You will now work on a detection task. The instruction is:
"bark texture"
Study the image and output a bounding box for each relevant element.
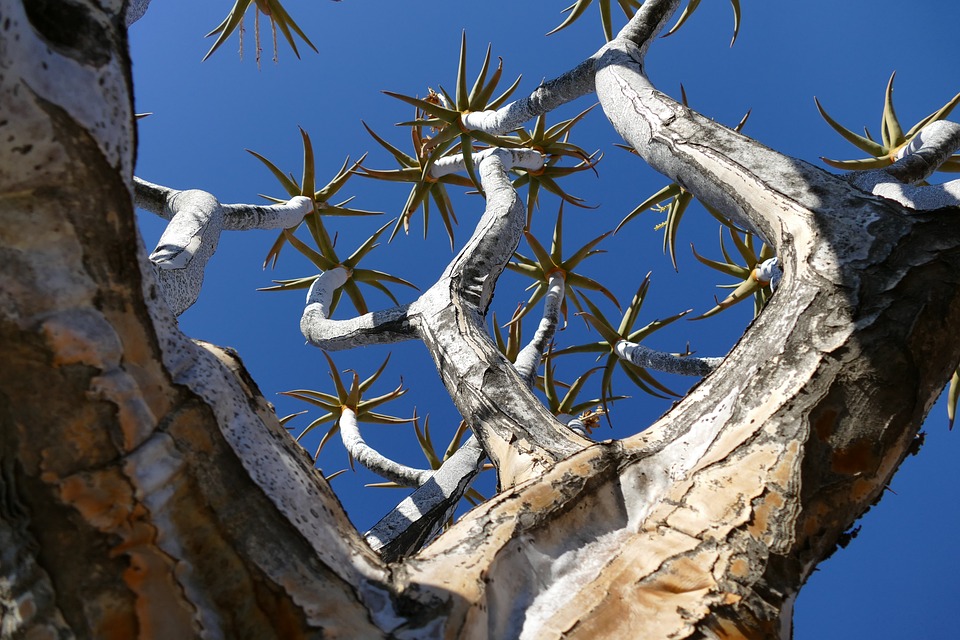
[2,1,958,638]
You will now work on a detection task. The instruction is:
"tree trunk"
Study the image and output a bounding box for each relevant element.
[3,1,958,638]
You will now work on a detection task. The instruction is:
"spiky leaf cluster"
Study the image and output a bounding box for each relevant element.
[204,0,317,62]
[505,108,600,226]
[662,0,742,47]
[817,72,960,172]
[554,275,687,416]
[282,353,411,462]
[547,0,740,44]
[250,128,416,314]
[383,33,522,191]
[360,34,522,246]
[359,120,473,249]
[548,0,643,42]
[690,227,774,319]
[491,303,527,364]
[541,356,621,431]
[508,206,619,325]
[363,36,597,247]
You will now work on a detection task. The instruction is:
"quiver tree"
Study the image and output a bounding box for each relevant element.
[2,0,959,637]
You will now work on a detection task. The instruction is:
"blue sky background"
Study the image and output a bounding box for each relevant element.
[129,1,959,636]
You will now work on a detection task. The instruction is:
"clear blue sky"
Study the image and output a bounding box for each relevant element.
[130,1,959,637]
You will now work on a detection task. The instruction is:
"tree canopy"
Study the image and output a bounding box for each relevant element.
[128,2,960,637]
[2,0,957,637]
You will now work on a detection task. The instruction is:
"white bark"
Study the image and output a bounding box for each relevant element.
[365,435,485,561]
[514,272,565,387]
[303,266,349,319]
[370,255,571,554]
[848,120,960,210]
[125,0,151,26]
[615,341,721,377]
[557,413,589,437]
[460,59,599,134]
[134,177,311,315]
[339,409,433,488]
[430,148,544,178]
[7,0,960,637]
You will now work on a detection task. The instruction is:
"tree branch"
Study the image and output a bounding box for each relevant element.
[615,341,721,377]
[300,149,584,543]
[134,176,311,315]
[460,57,599,135]
[514,272,565,387]
[558,413,589,437]
[300,268,416,350]
[365,435,486,562]
[430,147,544,178]
[848,120,960,210]
[410,150,588,487]
[339,408,433,488]
[369,268,570,557]
[1,3,390,630]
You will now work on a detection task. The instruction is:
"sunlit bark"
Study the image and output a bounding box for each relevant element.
[2,0,958,638]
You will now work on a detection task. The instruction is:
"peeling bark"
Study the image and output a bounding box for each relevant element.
[3,0,959,638]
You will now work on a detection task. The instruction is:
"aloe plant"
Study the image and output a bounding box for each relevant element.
[548,0,644,42]
[507,206,619,325]
[359,120,473,249]
[281,353,412,461]
[383,33,522,192]
[817,72,960,172]
[504,107,600,226]
[690,227,776,320]
[248,127,379,268]
[204,0,317,63]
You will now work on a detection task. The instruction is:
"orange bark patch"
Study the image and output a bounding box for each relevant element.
[557,530,711,638]
[90,597,139,640]
[251,580,310,640]
[57,467,198,637]
[124,548,197,638]
[747,491,785,538]
[768,440,801,488]
[104,307,174,421]
[728,558,751,580]
[164,401,218,456]
[703,615,754,640]
[802,503,834,537]
[41,309,121,369]
[37,405,119,477]
[850,477,880,504]
[654,552,717,594]
[59,469,134,531]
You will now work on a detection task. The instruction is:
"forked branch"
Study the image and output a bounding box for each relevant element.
[134,176,311,315]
